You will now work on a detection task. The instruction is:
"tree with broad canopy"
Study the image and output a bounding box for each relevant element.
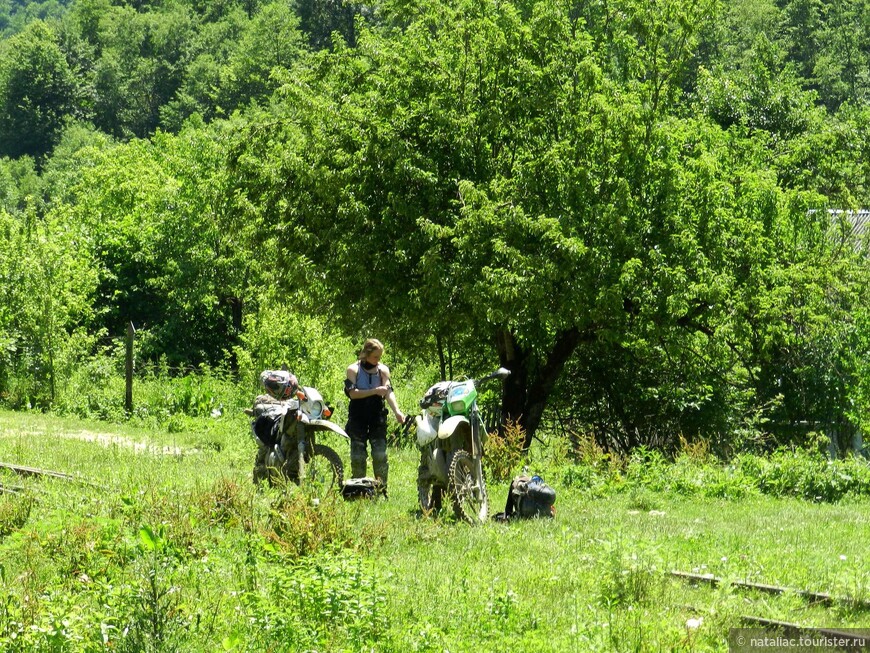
[228,0,868,449]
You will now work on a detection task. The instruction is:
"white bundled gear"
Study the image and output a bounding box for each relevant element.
[419,381,451,410]
[416,381,451,447]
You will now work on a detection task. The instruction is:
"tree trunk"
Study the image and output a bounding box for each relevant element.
[496,328,528,434]
[436,333,447,381]
[497,327,585,450]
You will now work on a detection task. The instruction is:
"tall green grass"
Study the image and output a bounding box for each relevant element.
[0,410,868,652]
[561,443,870,503]
[30,329,438,441]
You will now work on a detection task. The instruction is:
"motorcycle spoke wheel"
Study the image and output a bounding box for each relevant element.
[448,450,488,525]
[304,444,344,498]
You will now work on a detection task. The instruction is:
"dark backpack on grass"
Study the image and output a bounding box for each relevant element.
[502,474,556,519]
[341,477,382,500]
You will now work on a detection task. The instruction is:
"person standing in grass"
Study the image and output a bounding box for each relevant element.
[344,338,405,496]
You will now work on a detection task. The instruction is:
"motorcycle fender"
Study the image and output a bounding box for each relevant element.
[305,419,351,440]
[438,415,470,440]
[416,414,438,447]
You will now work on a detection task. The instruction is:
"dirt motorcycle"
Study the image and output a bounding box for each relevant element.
[414,367,511,524]
[247,370,348,497]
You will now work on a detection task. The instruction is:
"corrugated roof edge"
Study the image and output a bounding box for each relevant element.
[828,209,870,236]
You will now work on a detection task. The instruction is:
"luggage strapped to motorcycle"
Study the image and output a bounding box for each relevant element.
[419,381,451,409]
[249,396,298,447]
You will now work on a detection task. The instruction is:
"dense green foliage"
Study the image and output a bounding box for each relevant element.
[1,0,870,454]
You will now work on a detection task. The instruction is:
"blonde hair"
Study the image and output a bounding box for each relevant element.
[358,338,385,361]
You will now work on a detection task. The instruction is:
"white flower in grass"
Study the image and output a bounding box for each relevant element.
[840,555,848,561]
[721,556,728,563]
[686,617,703,630]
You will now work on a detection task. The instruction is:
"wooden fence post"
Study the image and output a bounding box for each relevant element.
[125,322,135,413]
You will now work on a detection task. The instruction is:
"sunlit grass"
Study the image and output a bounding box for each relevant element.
[0,409,867,652]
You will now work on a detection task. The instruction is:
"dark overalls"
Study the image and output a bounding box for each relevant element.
[346,365,389,489]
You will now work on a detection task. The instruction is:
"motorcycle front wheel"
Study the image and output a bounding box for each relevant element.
[253,446,283,485]
[303,443,344,498]
[448,449,488,524]
[252,446,269,484]
[419,482,444,514]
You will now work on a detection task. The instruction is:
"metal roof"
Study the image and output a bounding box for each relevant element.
[830,209,870,237]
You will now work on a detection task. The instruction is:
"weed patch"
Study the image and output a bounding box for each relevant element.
[738,449,870,502]
[562,446,870,503]
[0,492,32,537]
[262,489,353,558]
[484,418,527,482]
[242,550,387,651]
[194,477,254,530]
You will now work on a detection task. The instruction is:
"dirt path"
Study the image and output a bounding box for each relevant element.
[0,427,196,456]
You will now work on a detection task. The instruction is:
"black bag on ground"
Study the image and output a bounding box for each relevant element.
[499,474,556,520]
[341,477,382,500]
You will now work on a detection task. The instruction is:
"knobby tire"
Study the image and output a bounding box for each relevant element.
[448,449,488,525]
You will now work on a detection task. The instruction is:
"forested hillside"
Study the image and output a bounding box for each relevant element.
[1,0,870,454]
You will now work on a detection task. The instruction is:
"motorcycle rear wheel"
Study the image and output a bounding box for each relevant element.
[304,443,344,498]
[448,449,488,524]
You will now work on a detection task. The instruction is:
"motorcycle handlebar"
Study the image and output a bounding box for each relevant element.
[480,367,511,383]
[419,368,510,406]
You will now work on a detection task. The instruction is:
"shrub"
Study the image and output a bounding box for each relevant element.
[243,550,388,651]
[561,461,624,497]
[135,361,245,422]
[0,493,32,538]
[262,489,352,559]
[570,431,615,466]
[563,444,870,503]
[484,419,526,482]
[738,449,870,502]
[52,331,126,420]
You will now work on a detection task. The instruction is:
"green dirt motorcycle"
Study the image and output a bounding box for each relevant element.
[414,367,511,524]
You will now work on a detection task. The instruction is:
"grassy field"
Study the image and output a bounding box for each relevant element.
[0,409,868,652]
